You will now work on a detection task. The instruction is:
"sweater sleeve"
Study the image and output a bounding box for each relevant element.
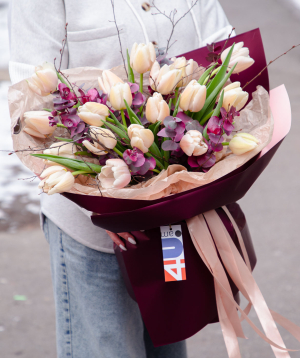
[8,0,68,84]
[200,0,236,45]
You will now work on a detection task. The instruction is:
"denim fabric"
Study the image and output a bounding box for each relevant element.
[43,216,187,358]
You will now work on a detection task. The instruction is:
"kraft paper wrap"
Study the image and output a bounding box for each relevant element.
[8,65,273,199]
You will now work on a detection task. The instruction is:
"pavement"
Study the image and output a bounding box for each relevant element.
[1,0,300,357]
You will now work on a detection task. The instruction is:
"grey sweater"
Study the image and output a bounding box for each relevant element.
[9,0,233,253]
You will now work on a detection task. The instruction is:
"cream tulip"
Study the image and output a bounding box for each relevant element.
[180,130,208,156]
[109,83,132,110]
[43,141,76,156]
[98,159,131,189]
[130,42,156,74]
[222,82,249,111]
[23,111,56,138]
[39,165,75,195]
[98,70,124,95]
[179,80,206,112]
[221,42,254,74]
[229,133,259,155]
[78,102,109,126]
[145,92,170,124]
[170,57,199,87]
[27,62,58,96]
[83,127,117,155]
[149,61,182,95]
[127,124,154,153]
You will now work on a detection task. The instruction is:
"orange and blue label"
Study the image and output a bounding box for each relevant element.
[160,225,186,282]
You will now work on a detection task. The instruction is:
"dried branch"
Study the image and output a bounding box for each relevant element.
[151,0,199,54]
[110,0,128,77]
[243,43,300,90]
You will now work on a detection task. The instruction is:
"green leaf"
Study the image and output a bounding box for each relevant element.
[201,110,214,124]
[212,90,224,118]
[124,99,142,125]
[168,98,173,111]
[173,94,181,117]
[116,141,127,153]
[198,63,218,85]
[127,49,135,83]
[195,63,237,124]
[149,142,162,159]
[103,121,130,142]
[31,154,102,173]
[206,43,235,98]
[54,137,83,147]
[203,125,209,140]
[108,110,127,131]
[55,137,73,142]
[74,151,93,157]
[148,121,161,146]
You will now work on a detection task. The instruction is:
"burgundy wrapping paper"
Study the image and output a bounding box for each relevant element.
[60,30,291,346]
[113,204,256,346]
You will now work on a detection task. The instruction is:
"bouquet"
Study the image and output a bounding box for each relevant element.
[8,26,300,357]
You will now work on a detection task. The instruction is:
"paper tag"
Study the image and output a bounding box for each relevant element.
[160,225,186,282]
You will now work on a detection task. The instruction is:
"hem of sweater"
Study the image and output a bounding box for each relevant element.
[41,208,115,254]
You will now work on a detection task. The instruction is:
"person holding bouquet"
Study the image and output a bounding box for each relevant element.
[8,1,234,357]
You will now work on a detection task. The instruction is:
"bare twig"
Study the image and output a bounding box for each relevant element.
[110,0,128,77]
[243,43,300,90]
[151,0,199,54]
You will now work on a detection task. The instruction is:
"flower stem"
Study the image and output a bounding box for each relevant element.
[222,142,230,146]
[152,168,161,174]
[174,88,179,106]
[56,72,71,89]
[113,147,124,157]
[71,170,94,176]
[57,123,68,129]
[139,73,143,93]
[120,109,127,128]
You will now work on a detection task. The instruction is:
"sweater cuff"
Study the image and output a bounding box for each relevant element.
[9,61,35,85]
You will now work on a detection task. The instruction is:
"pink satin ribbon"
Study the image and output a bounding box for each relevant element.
[186,208,300,358]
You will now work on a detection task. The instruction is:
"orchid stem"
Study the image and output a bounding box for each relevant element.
[113,147,124,157]
[120,109,127,128]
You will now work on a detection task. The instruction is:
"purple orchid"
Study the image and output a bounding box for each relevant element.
[58,83,77,101]
[123,147,156,175]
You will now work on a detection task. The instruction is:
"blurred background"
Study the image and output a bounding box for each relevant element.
[0,0,299,357]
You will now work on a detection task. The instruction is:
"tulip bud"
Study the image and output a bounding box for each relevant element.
[39,165,75,195]
[23,111,56,138]
[145,92,170,124]
[83,127,117,155]
[98,70,124,95]
[78,102,109,126]
[43,142,76,156]
[170,57,199,87]
[27,62,58,96]
[229,133,259,155]
[179,80,206,112]
[149,61,182,95]
[98,159,131,189]
[128,124,154,153]
[109,83,132,110]
[180,130,208,156]
[221,42,254,74]
[222,82,249,112]
[130,42,156,74]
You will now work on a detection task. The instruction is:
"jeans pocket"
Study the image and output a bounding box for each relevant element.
[42,214,50,244]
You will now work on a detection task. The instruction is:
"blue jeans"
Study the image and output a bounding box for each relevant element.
[43,216,187,358]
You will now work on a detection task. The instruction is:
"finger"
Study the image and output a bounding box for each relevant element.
[118,232,137,245]
[106,230,127,251]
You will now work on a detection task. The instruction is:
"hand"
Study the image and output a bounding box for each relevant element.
[105,231,137,251]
